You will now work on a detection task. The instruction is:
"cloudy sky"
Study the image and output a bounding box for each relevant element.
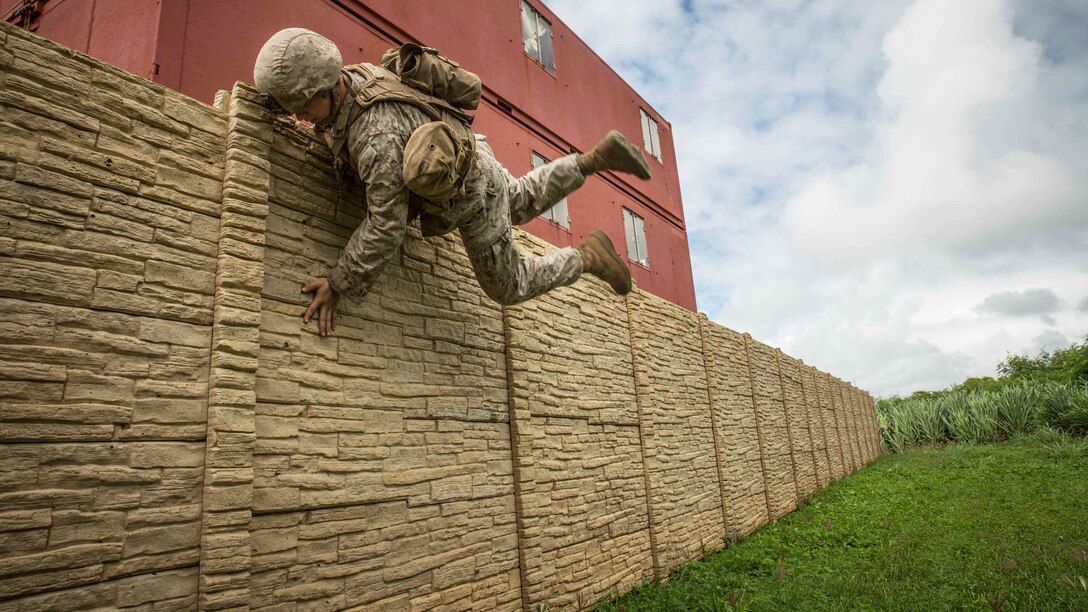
[545,0,1088,397]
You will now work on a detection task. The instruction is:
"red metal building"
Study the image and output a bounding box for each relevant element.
[4,0,697,310]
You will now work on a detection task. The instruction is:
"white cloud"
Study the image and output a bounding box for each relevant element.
[784,0,1087,266]
[1035,329,1070,353]
[977,289,1062,324]
[545,0,1088,396]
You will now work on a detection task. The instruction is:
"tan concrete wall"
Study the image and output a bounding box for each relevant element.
[779,354,819,500]
[504,237,652,610]
[0,21,222,611]
[628,291,726,577]
[699,319,769,540]
[839,377,863,473]
[0,23,882,611]
[745,338,798,521]
[801,364,833,489]
[820,371,849,481]
[249,101,520,611]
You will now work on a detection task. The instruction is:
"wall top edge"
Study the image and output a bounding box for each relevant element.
[1,20,225,121]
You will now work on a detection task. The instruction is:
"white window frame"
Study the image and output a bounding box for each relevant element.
[622,208,649,267]
[640,109,662,162]
[532,153,569,229]
[520,1,556,73]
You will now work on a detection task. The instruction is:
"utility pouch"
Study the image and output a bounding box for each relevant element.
[380,43,482,110]
[402,121,475,202]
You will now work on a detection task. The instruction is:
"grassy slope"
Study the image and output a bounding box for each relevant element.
[595,441,1088,611]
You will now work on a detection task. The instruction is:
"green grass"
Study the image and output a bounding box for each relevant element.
[593,439,1088,611]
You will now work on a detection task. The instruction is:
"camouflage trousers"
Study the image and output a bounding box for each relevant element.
[456,139,586,305]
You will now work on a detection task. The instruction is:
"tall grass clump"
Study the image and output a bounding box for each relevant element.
[917,395,947,444]
[877,396,946,451]
[1031,425,1088,459]
[878,381,1087,451]
[993,383,1039,437]
[941,391,999,445]
[878,338,1087,451]
[1038,381,1088,436]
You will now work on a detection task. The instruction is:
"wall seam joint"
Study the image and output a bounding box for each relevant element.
[743,334,774,523]
[698,315,733,543]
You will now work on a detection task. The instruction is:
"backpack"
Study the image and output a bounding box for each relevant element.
[380,43,482,111]
[325,44,482,203]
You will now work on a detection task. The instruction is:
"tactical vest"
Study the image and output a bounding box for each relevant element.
[323,63,477,198]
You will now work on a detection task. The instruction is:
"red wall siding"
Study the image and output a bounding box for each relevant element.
[5,0,160,79]
[87,0,160,79]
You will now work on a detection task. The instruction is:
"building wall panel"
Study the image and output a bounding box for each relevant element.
[802,365,833,489]
[779,354,819,499]
[0,23,223,608]
[503,234,652,608]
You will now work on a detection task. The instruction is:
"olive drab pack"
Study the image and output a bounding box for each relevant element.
[380,43,482,111]
[324,44,482,203]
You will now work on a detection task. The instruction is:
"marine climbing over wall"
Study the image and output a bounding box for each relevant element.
[253,28,653,337]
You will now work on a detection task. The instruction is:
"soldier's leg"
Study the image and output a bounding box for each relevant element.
[502,130,652,225]
[503,154,585,226]
[464,232,583,306]
[457,148,584,305]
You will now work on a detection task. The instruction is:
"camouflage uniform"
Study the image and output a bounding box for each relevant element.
[324,69,587,305]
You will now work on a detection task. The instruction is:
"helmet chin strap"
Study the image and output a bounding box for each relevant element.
[314,75,349,130]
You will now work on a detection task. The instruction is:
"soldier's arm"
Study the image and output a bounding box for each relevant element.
[326,136,410,300]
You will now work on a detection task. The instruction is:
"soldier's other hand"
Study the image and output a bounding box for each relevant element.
[301,277,340,337]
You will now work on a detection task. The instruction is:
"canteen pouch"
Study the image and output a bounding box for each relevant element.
[402,121,475,202]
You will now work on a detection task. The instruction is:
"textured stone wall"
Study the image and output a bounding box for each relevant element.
[629,292,726,577]
[779,354,819,500]
[249,103,520,611]
[0,24,882,611]
[745,338,799,521]
[0,21,222,611]
[801,364,833,490]
[699,320,769,539]
[839,377,862,473]
[820,370,849,481]
[504,237,652,610]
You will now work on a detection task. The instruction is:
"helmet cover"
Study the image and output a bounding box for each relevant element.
[254,28,342,113]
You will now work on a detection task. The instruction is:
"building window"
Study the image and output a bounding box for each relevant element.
[521,1,555,73]
[532,153,569,228]
[640,109,662,161]
[623,209,649,267]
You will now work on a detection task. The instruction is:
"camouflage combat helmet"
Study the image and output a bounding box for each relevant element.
[254,28,342,114]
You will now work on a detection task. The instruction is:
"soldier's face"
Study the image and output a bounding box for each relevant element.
[296,92,332,123]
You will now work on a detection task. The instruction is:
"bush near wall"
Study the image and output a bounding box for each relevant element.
[878,382,1088,452]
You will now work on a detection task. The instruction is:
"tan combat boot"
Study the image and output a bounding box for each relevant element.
[578,230,633,295]
[577,130,652,180]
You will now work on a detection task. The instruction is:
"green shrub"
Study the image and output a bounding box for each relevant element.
[998,336,1088,385]
[878,397,941,452]
[877,334,1088,452]
[941,391,999,445]
[918,396,947,444]
[1038,381,1088,435]
[878,381,1088,451]
[993,383,1038,437]
[1031,425,1088,459]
